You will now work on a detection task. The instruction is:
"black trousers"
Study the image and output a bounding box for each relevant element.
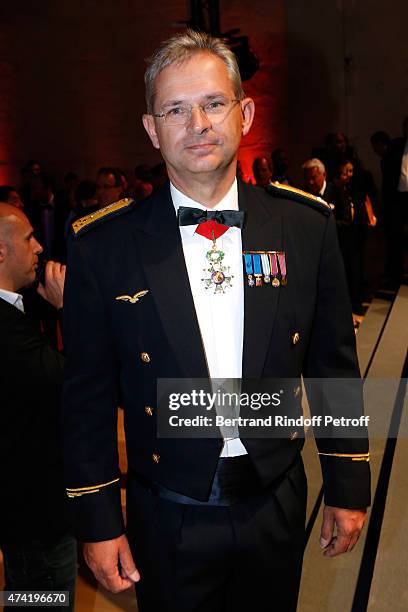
[1,532,77,612]
[384,192,408,283]
[127,458,307,612]
[337,224,364,311]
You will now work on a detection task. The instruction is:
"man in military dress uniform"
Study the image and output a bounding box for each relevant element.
[62,31,370,611]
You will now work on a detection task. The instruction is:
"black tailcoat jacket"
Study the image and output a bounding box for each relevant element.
[62,182,370,541]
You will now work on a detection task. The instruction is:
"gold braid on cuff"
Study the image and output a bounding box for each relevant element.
[66,477,121,498]
[318,452,370,462]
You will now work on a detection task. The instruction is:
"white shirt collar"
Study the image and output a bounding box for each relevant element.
[319,180,327,196]
[0,288,25,313]
[170,179,239,237]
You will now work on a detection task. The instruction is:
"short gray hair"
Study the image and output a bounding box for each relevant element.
[144,29,245,113]
[302,158,326,174]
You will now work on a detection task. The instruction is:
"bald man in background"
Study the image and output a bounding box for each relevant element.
[0,186,24,210]
[0,204,76,611]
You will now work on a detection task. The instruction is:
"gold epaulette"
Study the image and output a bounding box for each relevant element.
[266,182,332,215]
[66,476,120,498]
[71,198,134,237]
[318,452,370,462]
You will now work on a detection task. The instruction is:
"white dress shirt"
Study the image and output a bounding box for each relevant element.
[170,180,247,457]
[0,288,24,313]
[398,138,408,192]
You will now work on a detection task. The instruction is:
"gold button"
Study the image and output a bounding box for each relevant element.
[140,352,151,363]
[290,431,298,441]
[292,332,300,345]
[152,453,160,464]
[145,406,153,416]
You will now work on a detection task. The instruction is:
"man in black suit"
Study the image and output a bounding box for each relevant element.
[0,204,76,610]
[302,157,335,202]
[62,30,370,611]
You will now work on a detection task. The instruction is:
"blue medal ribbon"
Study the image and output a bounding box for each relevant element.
[253,254,262,275]
[243,253,255,287]
[244,253,253,275]
[252,254,263,286]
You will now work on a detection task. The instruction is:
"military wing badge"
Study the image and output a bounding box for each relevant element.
[115,290,149,304]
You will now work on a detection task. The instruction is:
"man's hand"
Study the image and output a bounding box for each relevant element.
[83,534,140,593]
[320,505,366,557]
[37,260,66,310]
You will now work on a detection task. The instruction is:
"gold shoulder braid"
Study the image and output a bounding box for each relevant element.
[266,182,332,215]
[71,198,134,237]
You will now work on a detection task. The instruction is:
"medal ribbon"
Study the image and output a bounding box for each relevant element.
[195,220,228,240]
[277,253,287,281]
[244,253,254,275]
[269,252,278,277]
[253,254,262,276]
[261,253,270,280]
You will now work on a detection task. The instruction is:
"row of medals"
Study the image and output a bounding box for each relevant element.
[245,251,287,288]
[201,239,286,294]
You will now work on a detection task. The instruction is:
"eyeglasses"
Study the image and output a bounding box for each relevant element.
[153,98,241,127]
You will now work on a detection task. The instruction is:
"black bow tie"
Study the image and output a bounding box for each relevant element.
[178,206,245,228]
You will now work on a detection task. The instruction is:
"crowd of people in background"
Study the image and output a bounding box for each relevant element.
[0,122,407,324]
[251,125,407,321]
